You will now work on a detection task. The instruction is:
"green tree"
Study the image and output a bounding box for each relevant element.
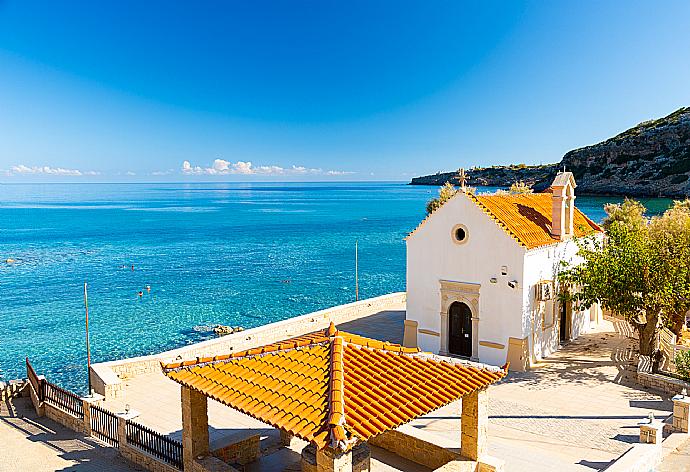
[426,182,459,215]
[559,199,690,361]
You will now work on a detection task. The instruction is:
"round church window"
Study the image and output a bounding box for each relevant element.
[452,224,469,244]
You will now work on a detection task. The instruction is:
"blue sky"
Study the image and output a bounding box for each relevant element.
[1,1,689,182]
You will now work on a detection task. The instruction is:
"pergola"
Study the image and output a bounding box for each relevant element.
[161,323,507,471]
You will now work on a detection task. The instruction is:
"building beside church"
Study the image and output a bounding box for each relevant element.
[405,172,604,370]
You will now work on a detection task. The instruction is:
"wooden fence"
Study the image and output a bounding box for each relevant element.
[90,403,120,447]
[25,357,182,470]
[127,420,184,469]
[43,380,84,419]
[25,357,43,402]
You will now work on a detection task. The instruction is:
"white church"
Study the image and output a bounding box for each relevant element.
[404,172,604,371]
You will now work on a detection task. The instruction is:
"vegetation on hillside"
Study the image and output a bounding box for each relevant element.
[559,199,690,366]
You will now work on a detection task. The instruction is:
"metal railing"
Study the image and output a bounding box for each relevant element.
[25,357,44,402]
[43,380,84,419]
[90,403,119,447]
[126,420,183,470]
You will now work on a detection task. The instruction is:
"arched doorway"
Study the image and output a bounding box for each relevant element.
[448,302,473,357]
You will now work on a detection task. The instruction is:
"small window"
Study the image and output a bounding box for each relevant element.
[451,224,469,244]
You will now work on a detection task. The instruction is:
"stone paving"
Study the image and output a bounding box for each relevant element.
[660,439,690,471]
[99,306,676,471]
[0,395,138,472]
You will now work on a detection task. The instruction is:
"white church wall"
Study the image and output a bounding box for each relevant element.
[406,193,525,367]
[523,234,601,360]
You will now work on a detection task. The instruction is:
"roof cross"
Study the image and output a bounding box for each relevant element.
[457,168,467,190]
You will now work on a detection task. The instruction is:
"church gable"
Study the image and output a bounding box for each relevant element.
[406,191,522,251]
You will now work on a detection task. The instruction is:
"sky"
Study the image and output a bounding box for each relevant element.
[1,1,689,182]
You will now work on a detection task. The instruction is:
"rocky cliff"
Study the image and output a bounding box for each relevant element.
[411,107,690,197]
[410,164,558,188]
[558,107,690,197]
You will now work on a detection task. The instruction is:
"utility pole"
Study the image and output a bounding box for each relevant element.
[84,282,92,396]
[355,240,359,302]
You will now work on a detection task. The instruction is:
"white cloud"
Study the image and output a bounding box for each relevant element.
[5,164,100,176]
[181,159,351,177]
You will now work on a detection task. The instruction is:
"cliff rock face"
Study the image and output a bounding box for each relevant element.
[560,107,690,197]
[411,107,690,197]
[410,164,558,188]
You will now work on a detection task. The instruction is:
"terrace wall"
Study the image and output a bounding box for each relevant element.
[91,292,406,399]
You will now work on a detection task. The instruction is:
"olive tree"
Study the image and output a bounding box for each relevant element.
[559,199,690,360]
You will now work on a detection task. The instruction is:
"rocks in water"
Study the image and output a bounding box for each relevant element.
[213,325,244,336]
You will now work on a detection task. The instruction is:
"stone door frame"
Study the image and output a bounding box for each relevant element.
[439,280,480,361]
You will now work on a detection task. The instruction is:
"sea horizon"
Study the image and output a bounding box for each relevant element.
[0,181,674,392]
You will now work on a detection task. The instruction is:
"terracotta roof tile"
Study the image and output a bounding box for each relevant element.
[469,193,602,249]
[162,323,507,451]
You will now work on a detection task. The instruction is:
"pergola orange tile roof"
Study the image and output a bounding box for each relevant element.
[161,323,507,451]
[469,193,602,249]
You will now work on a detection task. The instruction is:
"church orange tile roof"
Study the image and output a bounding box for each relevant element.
[468,193,602,249]
[161,323,507,451]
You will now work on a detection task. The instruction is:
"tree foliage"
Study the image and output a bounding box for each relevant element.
[559,199,690,359]
[426,182,459,215]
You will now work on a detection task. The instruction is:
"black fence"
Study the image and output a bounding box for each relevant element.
[90,403,119,447]
[126,420,183,470]
[25,357,43,402]
[43,380,84,419]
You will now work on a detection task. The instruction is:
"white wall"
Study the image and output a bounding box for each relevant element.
[406,193,526,367]
[522,236,601,361]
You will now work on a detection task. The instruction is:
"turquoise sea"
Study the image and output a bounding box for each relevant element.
[0,182,673,392]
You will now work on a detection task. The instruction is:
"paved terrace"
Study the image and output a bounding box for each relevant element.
[0,395,137,472]
[100,305,676,472]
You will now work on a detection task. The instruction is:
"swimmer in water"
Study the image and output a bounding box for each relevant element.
[145,285,151,293]
[138,291,143,298]
[131,265,135,271]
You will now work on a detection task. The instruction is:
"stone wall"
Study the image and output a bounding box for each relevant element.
[602,443,661,472]
[638,370,690,395]
[0,379,28,400]
[368,428,460,469]
[120,443,180,472]
[211,435,260,466]
[91,292,406,399]
[44,402,85,434]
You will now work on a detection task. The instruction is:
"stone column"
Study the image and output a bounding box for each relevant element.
[117,415,127,447]
[280,429,299,448]
[82,399,92,436]
[403,320,418,349]
[672,394,690,433]
[461,387,489,461]
[638,419,664,444]
[182,386,210,469]
[316,447,353,472]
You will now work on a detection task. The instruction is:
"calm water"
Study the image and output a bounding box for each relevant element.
[0,182,673,392]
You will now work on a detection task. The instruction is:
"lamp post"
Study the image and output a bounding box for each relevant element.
[84,282,92,396]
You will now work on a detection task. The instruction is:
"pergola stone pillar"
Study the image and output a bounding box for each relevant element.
[182,385,209,469]
[301,443,370,472]
[461,387,489,461]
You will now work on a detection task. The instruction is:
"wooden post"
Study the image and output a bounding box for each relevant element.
[355,240,359,302]
[84,282,92,395]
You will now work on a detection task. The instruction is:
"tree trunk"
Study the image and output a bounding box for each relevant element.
[637,311,661,371]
